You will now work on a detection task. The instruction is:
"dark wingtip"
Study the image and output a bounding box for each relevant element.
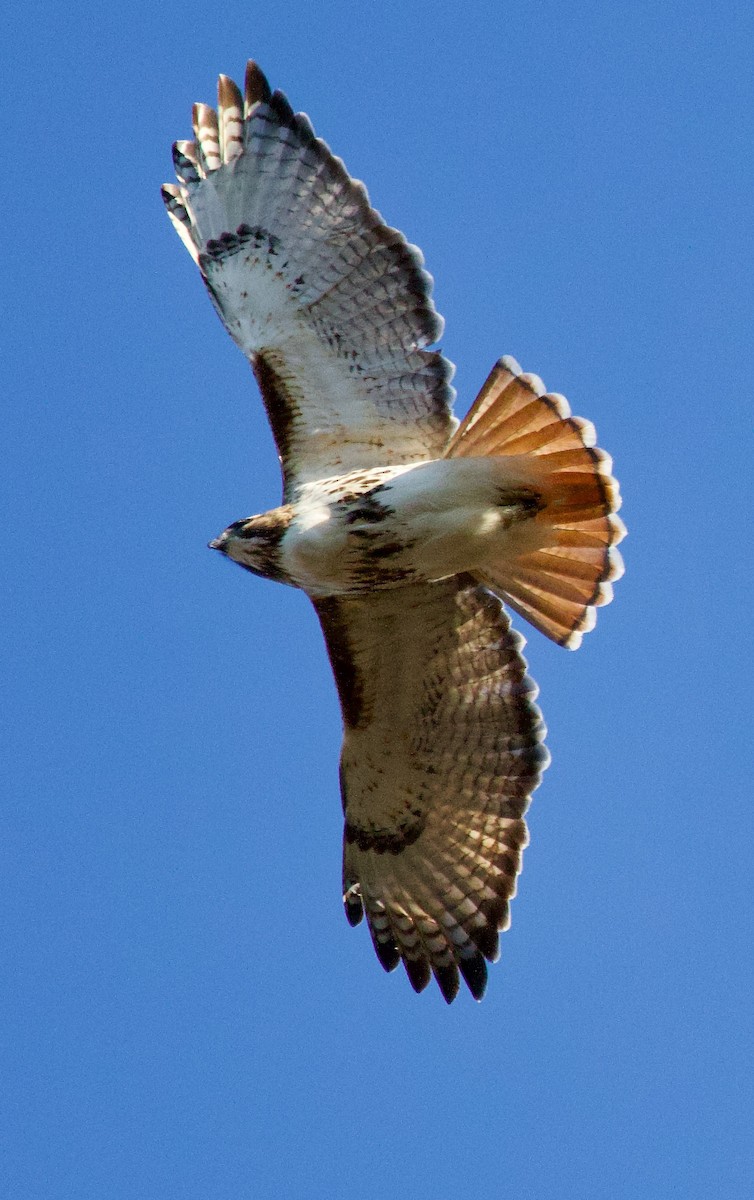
[403,955,431,994]
[459,953,488,1001]
[370,928,400,973]
[433,962,460,1004]
[218,73,243,112]
[245,60,272,109]
[343,885,363,927]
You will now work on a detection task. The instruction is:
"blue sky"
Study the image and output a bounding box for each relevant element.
[3,2,753,1196]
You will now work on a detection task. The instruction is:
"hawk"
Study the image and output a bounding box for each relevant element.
[162,61,624,1002]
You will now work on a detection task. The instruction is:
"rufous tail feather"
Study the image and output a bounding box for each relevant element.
[446,356,625,648]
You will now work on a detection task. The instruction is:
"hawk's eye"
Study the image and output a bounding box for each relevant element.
[228,521,258,539]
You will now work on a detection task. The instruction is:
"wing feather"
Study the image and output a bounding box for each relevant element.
[314,576,549,1003]
[163,63,457,496]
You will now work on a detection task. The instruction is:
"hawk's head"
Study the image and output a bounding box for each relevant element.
[209,505,294,585]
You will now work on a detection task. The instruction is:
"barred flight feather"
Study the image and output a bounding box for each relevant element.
[316,577,547,1003]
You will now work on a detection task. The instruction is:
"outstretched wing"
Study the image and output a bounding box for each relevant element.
[314,576,549,1003]
[162,63,456,498]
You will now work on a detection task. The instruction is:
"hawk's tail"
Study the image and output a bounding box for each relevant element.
[446,357,625,649]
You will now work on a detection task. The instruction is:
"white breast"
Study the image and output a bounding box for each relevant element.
[281,457,532,597]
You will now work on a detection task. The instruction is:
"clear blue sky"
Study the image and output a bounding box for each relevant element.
[3,2,753,1197]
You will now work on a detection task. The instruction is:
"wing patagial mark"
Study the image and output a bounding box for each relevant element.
[313,597,367,730]
[251,352,298,479]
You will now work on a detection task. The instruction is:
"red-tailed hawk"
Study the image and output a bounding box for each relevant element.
[162,62,624,1002]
